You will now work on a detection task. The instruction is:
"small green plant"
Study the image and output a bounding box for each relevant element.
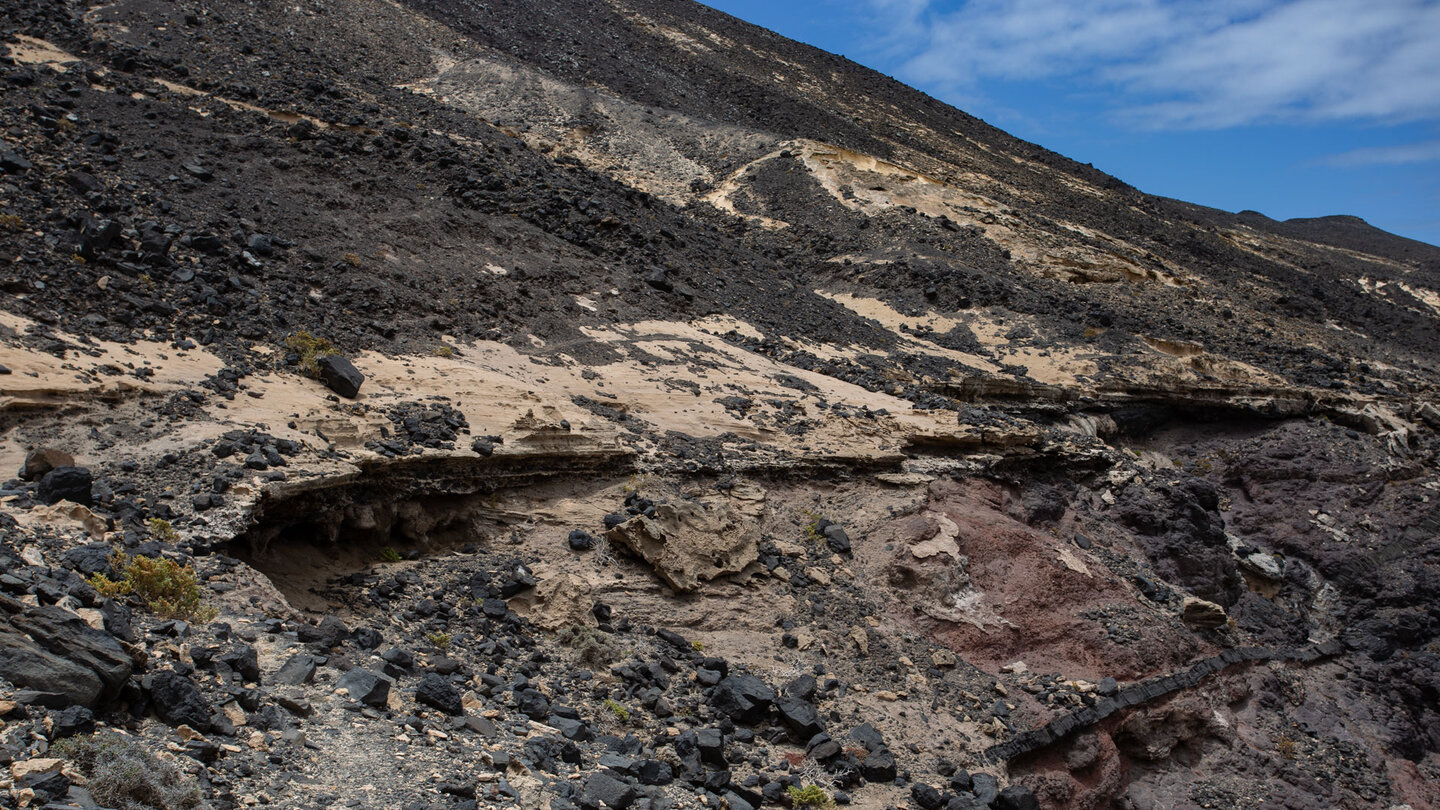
[147,517,179,542]
[690,639,705,652]
[89,552,217,623]
[800,509,824,544]
[89,570,129,598]
[284,330,338,377]
[1275,735,1297,760]
[54,732,203,809]
[425,632,452,650]
[0,213,23,231]
[379,546,402,563]
[786,784,833,808]
[603,699,630,723]
[432,345,456,358]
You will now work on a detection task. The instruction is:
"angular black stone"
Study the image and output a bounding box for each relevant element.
[994,785,1040,810]
[848,722,886,752]
[274,653,317,686]
[337,668,391,706]
[911,783,944,810]
[860,745,896,782]
[317,354,364,398]
[582,771,636,810]
[710,674,774,724]
[635,759,673,785]
[805,732,842,762]
[416,672,463,715]
[776,696,825,741]
[219,645,261,683]
[37,467,93,506]
[147,669,212,730]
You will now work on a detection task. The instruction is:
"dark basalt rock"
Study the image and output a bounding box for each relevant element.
[911,783,944,810]
[635,759,674,785]
[36,466,93,505]
[219,644,262,683]
[775,696,825,741]
[993,785,1040,810]
[415,672,464,715]
[337,668,392,707]
[581,771,636,810]
[860,746,897,782]
[147,669,213,730]
[274,654,317,686]
[61,543,114,576]
[317,354,364,398]
[709,674,775,724]
[0,602,133,707]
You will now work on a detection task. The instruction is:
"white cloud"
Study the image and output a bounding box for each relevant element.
[868,0,1440,129]
[1322,139,1440,166]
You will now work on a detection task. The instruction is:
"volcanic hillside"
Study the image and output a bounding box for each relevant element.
[0,0,1437,809]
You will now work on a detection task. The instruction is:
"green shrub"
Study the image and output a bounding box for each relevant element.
[425,631,451,650]
[283,330,337,377]
[786,784,832,808]
[88,553,216,623]
[800,509,825,544]
[603,699,630,723]
[379,546,402,563]
[54,732,203,809]
[147,518,178,542]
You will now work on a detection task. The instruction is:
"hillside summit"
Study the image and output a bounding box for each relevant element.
[0,1,1436,809]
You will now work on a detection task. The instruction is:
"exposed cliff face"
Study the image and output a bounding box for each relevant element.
[0,0,1437,808]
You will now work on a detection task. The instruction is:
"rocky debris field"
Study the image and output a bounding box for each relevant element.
[1,430,1436,810]
[1,0,1439,808]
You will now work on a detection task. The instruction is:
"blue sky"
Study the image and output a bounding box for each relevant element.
[699,0,1440,247]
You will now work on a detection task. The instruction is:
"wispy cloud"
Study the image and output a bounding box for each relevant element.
[867,0,1440,130]
[1322,139,1440,167]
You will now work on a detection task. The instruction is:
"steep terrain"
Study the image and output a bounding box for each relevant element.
[0,0,1437,809]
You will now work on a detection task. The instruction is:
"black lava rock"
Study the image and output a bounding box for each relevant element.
[635,759,674,785]
[317,354,364,398]
[776,696,825,741]
[50,705,95,739]
[37,466,93,505]
[415,672,463,715]
[147,669,212,730]
[582,771,636,810]
[993,785,1040,810]
[337,668,391,706]
[274,654,317,686]
[710,674,775,724]
[911,783,944,810]
[219,645,262,683]
[860,746,897,782]
[61,543,114,576]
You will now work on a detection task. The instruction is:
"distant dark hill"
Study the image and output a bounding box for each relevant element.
[1268,214,1440,266]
